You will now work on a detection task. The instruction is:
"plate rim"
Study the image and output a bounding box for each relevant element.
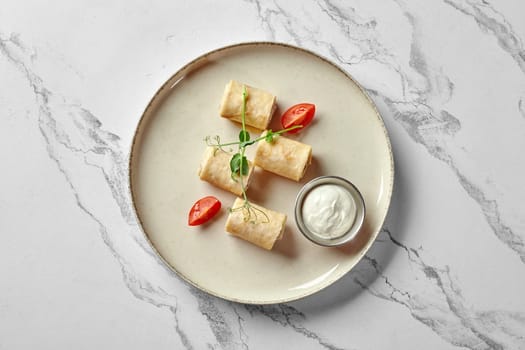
[128,41,395,304]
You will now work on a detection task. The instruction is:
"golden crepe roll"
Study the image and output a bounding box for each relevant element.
[254,131,312,181]
[225,197,287,250]
[219,80,276,130]
[198,147,254,196]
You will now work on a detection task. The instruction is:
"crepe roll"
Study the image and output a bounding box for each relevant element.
[198,147,254,196]
[254,131,312,181]
[225,197,287,250]
[219,80,276,130]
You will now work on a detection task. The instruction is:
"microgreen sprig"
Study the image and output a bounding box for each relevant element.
[205,86,301,223]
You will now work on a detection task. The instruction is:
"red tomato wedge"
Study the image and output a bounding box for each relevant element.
[188,196,221,226]
[281,103,316,134]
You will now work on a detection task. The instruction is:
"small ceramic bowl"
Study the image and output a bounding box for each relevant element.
[294,176,366,247]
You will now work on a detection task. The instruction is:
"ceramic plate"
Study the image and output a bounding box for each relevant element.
[129,42,394,304]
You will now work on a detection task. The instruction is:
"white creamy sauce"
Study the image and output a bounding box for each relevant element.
[301,184,357,239]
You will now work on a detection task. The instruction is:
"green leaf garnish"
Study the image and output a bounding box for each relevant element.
[265,130,275,143]
[230,153,241,174]
[230,153,248,177]
[240,156,249,176]
[239,130,250,143]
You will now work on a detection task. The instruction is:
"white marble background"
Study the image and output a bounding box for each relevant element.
[2,0,525,349]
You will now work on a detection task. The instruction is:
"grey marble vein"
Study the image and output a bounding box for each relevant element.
[245,304,350,350]
[389,0,525,264]
[373,88,525,267]
[453,166,525,262]
[169,305,194,350]
[244,0,281,41]
[316,0,392,66]
[356,229,525,349]
[443,0,525,74]
[191,290,238,350]
[519,97,525,119]
[231,305,250,350]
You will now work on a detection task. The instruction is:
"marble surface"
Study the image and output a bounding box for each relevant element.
[2,0,525,349]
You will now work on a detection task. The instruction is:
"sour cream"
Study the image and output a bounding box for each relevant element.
[301,184,357,239]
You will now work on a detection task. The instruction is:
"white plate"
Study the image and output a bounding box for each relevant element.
[129,42,394,304]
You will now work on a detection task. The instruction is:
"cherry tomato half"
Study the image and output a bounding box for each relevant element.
[281,103,316,134]
[188,196,221,226]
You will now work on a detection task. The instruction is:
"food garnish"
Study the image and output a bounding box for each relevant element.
[281,103,316,133]
[188,196,222,226]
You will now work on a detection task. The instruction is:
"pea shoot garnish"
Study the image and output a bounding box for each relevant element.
[205,85,301,223]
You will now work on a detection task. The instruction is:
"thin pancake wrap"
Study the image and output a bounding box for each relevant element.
[254,131,312,181]
[225,197,287,250]
[198,147,254,196]
[219,80,276,130]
